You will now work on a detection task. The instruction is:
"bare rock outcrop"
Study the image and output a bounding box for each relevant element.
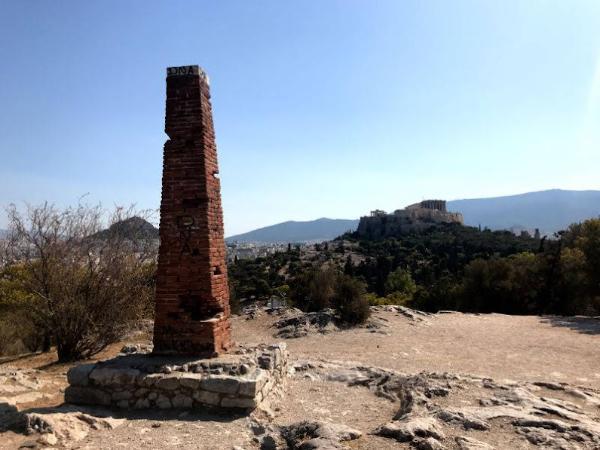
[251,420,362,450]
[293,361,600,449]
[11,405,124,447]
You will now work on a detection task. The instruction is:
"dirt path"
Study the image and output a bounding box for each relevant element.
[1,309,599,449]
[236,310,600,390]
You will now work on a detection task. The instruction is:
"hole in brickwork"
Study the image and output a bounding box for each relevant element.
[192,248,200,256]
[177,215,195,227]
[179,293,223,321]
[182,198,205,208]
[167,312,179,319]
[213,266,223,275]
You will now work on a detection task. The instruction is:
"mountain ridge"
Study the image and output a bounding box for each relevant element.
[226,189,600,243]
[226,218,359,243]
[448,189,600,234]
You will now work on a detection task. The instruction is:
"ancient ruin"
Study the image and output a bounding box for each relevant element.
[153,65,232,356]
[357,200,463,239]
[63,66,288,412]
[65,343,288,411]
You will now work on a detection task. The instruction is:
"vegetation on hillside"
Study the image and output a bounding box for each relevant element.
[229,221,600,317]
[1,200,598,361]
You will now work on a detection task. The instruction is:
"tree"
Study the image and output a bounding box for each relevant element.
[332,275,370,324]
[289,267,337,312]
[1,202,156,361]
[384,267,417,297]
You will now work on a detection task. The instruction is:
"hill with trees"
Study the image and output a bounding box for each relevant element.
[229,219,600,318]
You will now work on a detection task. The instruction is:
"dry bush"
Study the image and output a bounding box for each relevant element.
[1,202,157,361]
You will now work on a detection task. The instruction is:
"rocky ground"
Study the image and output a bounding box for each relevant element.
[0,307,599,449]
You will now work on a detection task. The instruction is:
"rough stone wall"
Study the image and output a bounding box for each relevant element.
[153,65,231,356]
[65,344,288,411]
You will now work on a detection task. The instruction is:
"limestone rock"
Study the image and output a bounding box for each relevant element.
[375,417,445,442]
[274,310,340,339]
[89,367,140,386]
[415,437,446,450]
[23,407,124,444]
[134,398,150,409]
[66,364,95,387]
[171,394,192,408]
[200,375,240,394]
[179,376,201,389]
[64,386,111,406]
[221,397,257,409]
[455,436,493,449]
[436,409,490,430]
[154,376,180,391]
[156,394,171,409]
[280,421,362,449]
[193,390,220,406]
[37,432,58,446]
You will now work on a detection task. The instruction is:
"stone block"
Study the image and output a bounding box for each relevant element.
[65,386,111,406]
[156,394,172,409]
[89,367,140,386]
[135,388,149,397]
[220,397,257,409]
[172,394,193,408]
[139,373,163,387]
[179,375,202,389]
[155,376,180,391]
[134,398,150,409]
[112,390,133,401]
[258,355,274,370]
[193,390,220,406]
[200,375,240,394]
[238,370,268,397]
[67,363,95,387]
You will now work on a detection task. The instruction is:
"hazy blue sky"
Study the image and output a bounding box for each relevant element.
[1,1,599,236]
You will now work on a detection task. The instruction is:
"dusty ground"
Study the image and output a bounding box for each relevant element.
[0,309,599,449]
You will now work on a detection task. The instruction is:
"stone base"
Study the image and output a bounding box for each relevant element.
[65,343,288,411]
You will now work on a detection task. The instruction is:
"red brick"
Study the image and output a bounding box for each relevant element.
[153,66,232,356]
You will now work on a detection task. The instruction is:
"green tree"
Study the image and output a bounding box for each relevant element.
[289,267,337,312]
[332,275,370,325]
[384,267,417,297]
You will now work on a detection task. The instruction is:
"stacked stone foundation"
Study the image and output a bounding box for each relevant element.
[65,344,288,411]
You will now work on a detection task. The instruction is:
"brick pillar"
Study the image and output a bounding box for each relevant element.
[153,65,232,356]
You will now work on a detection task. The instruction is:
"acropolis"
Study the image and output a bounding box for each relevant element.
[356,199,463,239]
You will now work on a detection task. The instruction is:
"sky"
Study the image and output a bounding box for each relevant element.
[0,1,599,236]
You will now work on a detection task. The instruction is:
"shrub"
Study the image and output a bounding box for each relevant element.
[289,267,337,312]
[332,275,370,324]
[1,203,156,362]
[385,267,417,298]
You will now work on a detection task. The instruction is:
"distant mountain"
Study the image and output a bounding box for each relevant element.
[226,218,359,243]
[92,217,159,241]
[448,189,600,235]
[226,189,600,243]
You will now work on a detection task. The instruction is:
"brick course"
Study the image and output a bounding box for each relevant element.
[153,65,232,356]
